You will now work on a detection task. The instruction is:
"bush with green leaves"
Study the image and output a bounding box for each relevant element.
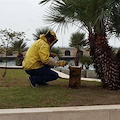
[80,56,93,69]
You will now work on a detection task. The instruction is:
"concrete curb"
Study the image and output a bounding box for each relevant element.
[0,105,120,120]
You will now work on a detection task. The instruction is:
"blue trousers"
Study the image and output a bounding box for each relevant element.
[25,66,59,85]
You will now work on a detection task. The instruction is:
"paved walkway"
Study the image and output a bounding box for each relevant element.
[0,66,101,82]
[52,69,101,82]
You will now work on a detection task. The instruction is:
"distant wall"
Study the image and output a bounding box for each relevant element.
[59,47,90,57]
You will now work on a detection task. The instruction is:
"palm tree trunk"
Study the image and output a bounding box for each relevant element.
[116,49,120,81]
[75,49,81,66]
[89,33,104,84]
[89,33,120,90]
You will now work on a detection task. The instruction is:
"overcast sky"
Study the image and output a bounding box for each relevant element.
[0,0,120,48]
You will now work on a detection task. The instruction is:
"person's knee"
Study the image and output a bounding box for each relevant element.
[54,72,59,80]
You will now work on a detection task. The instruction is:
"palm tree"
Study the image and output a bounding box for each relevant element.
[33,27,61,57]
[50,47,61,58]
[33,27,51,40]
[69,32,87,66]
[11,39,27,53]
[11,39,27,66]
[40,0,120,90]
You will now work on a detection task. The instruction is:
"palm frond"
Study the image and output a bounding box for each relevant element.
[41,0,120,36]
[33,27,51,40]
[39,0,51,5]
[11,39,27,52]
[69,32,87,49]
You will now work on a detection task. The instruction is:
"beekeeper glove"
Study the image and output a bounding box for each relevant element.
[58,60,67,67]
[47,57,59,67]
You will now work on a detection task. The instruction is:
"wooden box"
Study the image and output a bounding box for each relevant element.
[69,66,81,89]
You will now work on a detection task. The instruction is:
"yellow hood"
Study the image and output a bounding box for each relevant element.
[44,31,58,47]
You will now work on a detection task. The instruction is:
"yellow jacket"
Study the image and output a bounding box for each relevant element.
[22,35,50,70]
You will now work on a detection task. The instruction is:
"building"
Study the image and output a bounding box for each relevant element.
[0,47,90,59]
[59,47,90,60]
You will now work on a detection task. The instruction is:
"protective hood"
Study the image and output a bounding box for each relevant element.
[40,34,48,42]
[45,31,58,47]
[47,31,58,47]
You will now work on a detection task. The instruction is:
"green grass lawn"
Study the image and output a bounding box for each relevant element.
[0,69,120,109]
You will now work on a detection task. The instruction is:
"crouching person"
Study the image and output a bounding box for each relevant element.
[22,31,67,87]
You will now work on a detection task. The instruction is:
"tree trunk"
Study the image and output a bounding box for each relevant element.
[89,33,120,90]
[75,49,81,66]
[116,49,120,83]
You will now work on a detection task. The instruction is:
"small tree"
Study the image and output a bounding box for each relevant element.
[69,32,87,66]
[80,56,93,70]
[0,29,27,77]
